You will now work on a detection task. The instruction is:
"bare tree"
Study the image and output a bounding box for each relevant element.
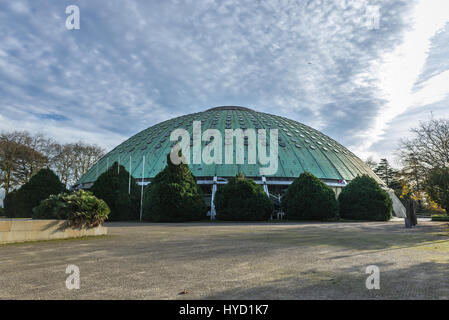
[399,118,449,171]
[398,151,425,194]
[364,156,378,170]
[50,143,76,187]
[72,143,105,184]
[398,118,449,206]
[0,131,51,194]
[1,131,106,192]
[50,142,105,188]
[0,132,23,195]
[14,133,52,185]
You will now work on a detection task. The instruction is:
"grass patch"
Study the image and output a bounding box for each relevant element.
[431,214,449,222]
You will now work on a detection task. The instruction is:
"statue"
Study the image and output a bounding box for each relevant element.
[405,198,418,228]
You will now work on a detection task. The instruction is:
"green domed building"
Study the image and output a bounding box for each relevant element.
[75,106,383,198]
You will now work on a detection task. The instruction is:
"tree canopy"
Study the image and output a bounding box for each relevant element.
[91,162,140,221]
[374,158,399,187]
[0,131,105,194]
[398,118,449,212]
[282,172,338,220]
[4,167,66,218]
[214,173,273,221]
[339,175,392,221]
[425,167,449,212]
[142,153,207,222]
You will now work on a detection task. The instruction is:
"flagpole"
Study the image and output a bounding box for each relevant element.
[140,155,145,222]
[128,155,132,194]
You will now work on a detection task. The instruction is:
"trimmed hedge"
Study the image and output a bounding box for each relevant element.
[4,168,66,218]
[33,190,110,227]
[215,174,273,221]
[142,153,207,222]
[282,172,338,220]
[339,175,392,221]
[91,162,140,221]
[0,206,4,216]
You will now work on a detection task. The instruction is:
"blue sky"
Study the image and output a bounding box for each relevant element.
[1,0,449,167]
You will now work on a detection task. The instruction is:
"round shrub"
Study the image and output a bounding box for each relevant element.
[0,206,4,217]
[282,172,338,220]
[142,153,207,222]
[91,162,140,221]
[215,174,274,221]
[32,190,110,227]
[339,175,392,221]
[4,168,66,218]
[3,190,19,218]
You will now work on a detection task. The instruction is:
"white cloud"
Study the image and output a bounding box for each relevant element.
[353,0,449,160]
[9,1,29,14]
[1,0,448,166]
[411,69,449,108]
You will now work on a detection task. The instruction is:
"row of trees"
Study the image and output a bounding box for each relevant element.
[365,118,449,214]
[2,167,110,225]
[3,150,392,222]
[2,117,446,220]
[140,152,391,222]
[0,131,105,196]
[2,153,202,221]
[3,164,136,221]
[3,168,66,218]
[143,161,392,222]
[282,173,391,221]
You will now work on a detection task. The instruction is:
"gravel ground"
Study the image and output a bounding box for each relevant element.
[0,220,448,300]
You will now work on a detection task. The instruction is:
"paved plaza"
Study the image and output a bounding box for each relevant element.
[1,220,448,299]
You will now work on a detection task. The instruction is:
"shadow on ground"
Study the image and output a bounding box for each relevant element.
[203,261,449,300]
[1,221,448,299]
[103,221,449,262]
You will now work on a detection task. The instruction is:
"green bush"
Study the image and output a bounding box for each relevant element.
[215,174,273,221]
[421,204,446,216]
[339,175,392,221]
[431,214,449,222]
[425,167,449,213]
[4,168,66,218]
[91,162,140,221]
[32,190,110,227]
[0,206,4,216]
[142,153,207,222]
[3,190,18,218]
[282,172,338,220]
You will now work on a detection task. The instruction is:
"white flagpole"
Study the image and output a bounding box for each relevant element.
[128,155,132,194]
[140,155,145,222]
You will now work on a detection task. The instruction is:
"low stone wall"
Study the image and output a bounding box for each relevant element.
[0,219,107,244]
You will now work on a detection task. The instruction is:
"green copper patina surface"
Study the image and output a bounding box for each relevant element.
[75,106,382,186]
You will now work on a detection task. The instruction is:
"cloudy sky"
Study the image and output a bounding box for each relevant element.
[1,0,449,166]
